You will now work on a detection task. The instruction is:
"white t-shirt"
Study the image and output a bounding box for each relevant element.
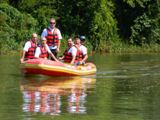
[79,45,87,55]
[23,41,32,52]
[41,27,62,40]
[67,46,77,56]
[34,44,51,58]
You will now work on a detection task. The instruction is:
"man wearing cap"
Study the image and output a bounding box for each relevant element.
[41,18,62,58]
[34,37,59,61]
[20,33,38,63]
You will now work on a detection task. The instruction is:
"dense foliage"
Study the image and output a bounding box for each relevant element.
[0,0,159,54]
[0,3,37,54]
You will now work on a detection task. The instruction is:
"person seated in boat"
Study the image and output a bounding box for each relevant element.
[20,33,38,63]
[74,36,88,65]
[59,38,77,64]
[34,37,59,62]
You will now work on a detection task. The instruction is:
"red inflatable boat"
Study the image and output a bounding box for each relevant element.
[21,59,97,76]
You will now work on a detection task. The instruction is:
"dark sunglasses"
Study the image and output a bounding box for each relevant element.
[50,22,56,24]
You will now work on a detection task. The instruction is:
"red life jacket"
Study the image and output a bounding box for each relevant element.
[76,49,84,61]
[25,40,37,59]
[46,28,59,47]
[39,46,48,58]
[64,46,84,63]
[74,45,85,61]
[63,47,73,63]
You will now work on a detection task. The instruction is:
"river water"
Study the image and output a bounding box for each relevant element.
[0,54,159,120]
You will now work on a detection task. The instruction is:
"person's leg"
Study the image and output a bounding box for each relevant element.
[51,49,57,60]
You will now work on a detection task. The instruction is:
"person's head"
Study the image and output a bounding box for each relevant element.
[80,35,86,44]
[31,33,38,43]
[49,18,56,29]
[67,38,73,47]
[74,36,81,45]
[41,37,47,46]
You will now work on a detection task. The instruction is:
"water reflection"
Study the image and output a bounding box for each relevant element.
[20,76,96,115]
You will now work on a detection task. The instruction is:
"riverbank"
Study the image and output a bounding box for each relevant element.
[1,42,160,56]
[108,43,160,54]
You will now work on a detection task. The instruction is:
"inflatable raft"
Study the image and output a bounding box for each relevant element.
[21,59,97,76]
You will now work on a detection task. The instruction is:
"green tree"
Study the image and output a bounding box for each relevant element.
[13,0,58,33]
[130,0,160,45]
[90,0,119,52]
[0,0,160,54]
[114,0,160,45]
[57,0,95,36]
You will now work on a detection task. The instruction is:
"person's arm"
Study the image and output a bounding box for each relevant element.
[41,29,47,37]
[59,55,64,60]
[20,41,30,63]
[70,55,76,65]
[57,29,62,52]
[70,47,77,64]
[57,40,61,52]
[34,47,41,58]
[46,44,59,61]
[20,50,26,63]
[49,52,59,62]
[80,46,88,64]
[81,54,88,63]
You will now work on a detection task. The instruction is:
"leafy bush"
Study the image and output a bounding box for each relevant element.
[0,3,38,55]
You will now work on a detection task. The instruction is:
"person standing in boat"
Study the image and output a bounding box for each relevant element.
[59,38,77,64]
[20,33,38,63]
[41,18,62,58]
[34,37,59,61]
[74,36,88,65]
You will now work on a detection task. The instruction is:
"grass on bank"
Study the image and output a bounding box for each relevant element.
[109,42,160,54]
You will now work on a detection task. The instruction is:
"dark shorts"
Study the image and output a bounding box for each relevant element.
[49,46,57,58]
[50,49,57,57]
